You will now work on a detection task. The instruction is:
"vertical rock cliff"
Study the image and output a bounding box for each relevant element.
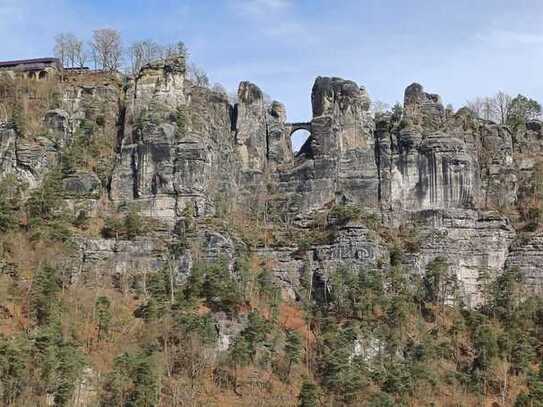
[1,58,543,304]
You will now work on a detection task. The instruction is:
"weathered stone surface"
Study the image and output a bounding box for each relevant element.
[44,109,70,146]
[63,171,101,197]
[274,77,378,215]
[73,228,239,287]
[505,233,543,292]
[0,122,57,188]
[404,82,445,130]
[235,81,267,173]
[404,209,514,305]
[266,101,293,170]
[377,85,481,217]
[7,59,543,306]
[111,56,240,222]
[75,236,167,279]
[513,119,543,154]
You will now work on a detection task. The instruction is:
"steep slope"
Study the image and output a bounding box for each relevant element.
[1,55,543,406]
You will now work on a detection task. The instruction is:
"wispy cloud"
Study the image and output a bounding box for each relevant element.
[232,0,292,17]
[476,29,543,47]
[228,0,317,47]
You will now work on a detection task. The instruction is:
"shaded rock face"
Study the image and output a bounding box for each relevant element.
[506,233,543,292]
[275,77,377,214]
[235,81,267,172]
[110,57,187,219]
[63,171,101,198]
[266,101,293,170]
[514,119,543,154]
[378,85,479,215]
[405,209,514,306]
[0,121,56,188]
[9,60,543,305]
[111,56,245,222]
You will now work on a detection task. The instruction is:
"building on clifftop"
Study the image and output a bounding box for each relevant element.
[0,57,62,80]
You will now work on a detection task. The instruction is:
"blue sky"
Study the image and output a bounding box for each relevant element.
[1,0,542,123]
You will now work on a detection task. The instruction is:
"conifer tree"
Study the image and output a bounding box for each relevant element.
[285,330,302,376]
[298,378,319,407]
[30,264,61,326]
[95,296,112,340]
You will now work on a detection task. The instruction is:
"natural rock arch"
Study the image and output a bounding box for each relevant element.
[286,122,311,156]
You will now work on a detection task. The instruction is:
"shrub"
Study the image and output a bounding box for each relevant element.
[72,210,89,229]
[101,216,124,238]
[0,195,16,232]
[124,208,144,239]
[285,330,302,376]
[422,257,454,306]
[183,260,244,312]
[101,351,159,407]
[26,170,65,222]
[101,208,146,240]
[0,336,27,405]
[329,204,361,225]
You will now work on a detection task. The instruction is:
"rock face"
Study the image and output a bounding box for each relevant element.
[377,84,479,215]
[275,77,377,214]
[0,121,56,188]
[110,56,187,219]
[407,209,514,306]
[506,233,543,292]
[110,56,240,221]
[4,58,543,305]
[235,81,268,173]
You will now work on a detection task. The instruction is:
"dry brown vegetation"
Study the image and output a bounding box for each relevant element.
[0,76,60,136]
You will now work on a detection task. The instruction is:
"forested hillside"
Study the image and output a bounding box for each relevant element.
[1,33,543,406]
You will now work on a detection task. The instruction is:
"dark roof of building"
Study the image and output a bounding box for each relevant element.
[0,57,60,68]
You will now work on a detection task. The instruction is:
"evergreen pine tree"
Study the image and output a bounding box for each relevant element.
[95,296,112,340]
[285,330,302,376]
[30,264,61,326]
[298,378,319,407]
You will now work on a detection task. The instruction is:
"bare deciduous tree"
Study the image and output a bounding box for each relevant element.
[54,33,71,68]
[467,96,497,122]
[370,100,391,115]
[90,28,122,71]
[164,41,189,59]
[68,36,85,68]
[467,91,513,124]
[127,40,163,75]
[494,91,512,125]
[187,63,210,87]
[54,33,87,68]
[211,83,227,95]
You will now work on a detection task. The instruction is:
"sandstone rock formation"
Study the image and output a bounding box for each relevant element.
[2,55,543,306]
